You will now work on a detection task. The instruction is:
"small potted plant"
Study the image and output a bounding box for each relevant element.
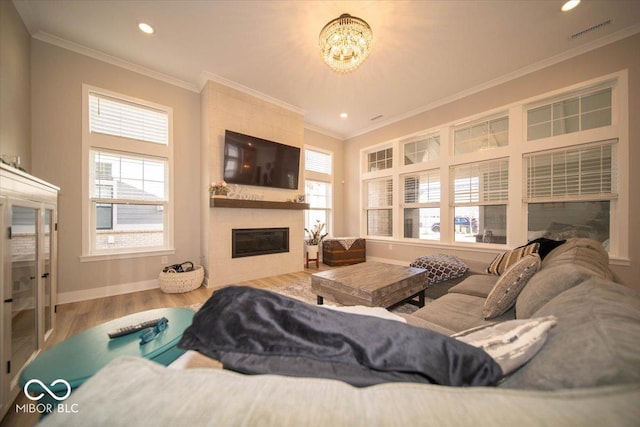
[304,220,328,258]
[209,180,230,198]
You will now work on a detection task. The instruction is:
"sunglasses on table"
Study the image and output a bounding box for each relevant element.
[139,317,169,345]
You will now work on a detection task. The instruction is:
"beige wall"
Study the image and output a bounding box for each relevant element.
[31,40,201,301]
[344,33,640,290]
[0,0,31,169]
[303,128,345,237]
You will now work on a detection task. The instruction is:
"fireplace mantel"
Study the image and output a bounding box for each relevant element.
[210,198,310,210]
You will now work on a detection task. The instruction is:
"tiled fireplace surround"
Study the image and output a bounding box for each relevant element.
[208,205,305,286]
[203,80,306,287]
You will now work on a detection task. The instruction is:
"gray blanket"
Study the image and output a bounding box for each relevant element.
[178,286,501,387]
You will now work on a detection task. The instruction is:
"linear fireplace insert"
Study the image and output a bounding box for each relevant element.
[232,227,289,258]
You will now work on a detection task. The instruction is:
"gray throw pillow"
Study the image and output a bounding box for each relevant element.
[453,315,557,376]
[483,254,541,319]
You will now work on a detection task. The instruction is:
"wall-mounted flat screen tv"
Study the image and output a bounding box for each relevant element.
[223,130,300,190]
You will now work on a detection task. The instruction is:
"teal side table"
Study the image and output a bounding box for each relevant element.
[18,307,194,405]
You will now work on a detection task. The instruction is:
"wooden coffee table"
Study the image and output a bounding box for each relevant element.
[311,261,428,308]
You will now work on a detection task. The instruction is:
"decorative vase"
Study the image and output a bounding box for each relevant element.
[306,244,319,257]
[212,193,227,198]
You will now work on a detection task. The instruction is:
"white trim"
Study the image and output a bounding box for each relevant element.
[79,248,175,263]
[304,123,343,140]
[33,32,198,93]
[57,279,160,305]
[81,84,175,257]
[359,71,628,258]
[345,24,640,140]
[199,71,306,116]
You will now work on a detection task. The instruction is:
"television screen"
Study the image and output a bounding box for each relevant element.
[223,130,300,190]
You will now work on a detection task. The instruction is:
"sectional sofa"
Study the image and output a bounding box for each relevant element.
[41,238,640,426]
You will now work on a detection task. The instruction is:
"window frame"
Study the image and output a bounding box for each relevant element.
[358,71,628,262]
[304,146,333,236]
[81,85,174,261]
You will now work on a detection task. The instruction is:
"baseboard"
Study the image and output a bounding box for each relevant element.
[366,256,408,266]
[57,279,160,305]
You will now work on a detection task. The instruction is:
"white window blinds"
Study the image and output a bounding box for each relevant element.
[367,178,393,207]
[525,141,617,201]
[305,149,332,174]
[89,93,169,145]
[404,170,440,204]
[451,159,509,205]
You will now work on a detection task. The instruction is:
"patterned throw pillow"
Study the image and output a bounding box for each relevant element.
[409,254,469,285]
[486,242,540,275]
[452,315,557,376]
[483,253,541,319]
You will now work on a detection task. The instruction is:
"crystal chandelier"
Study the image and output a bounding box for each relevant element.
[319,13,373,73]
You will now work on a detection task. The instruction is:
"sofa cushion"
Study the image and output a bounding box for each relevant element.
[40,356,640,427]
[453,316,557,376]
[409,254,469,285]
[483,254,541,319]
[500,279,640,390]
[448,274,498,298]
[486,242,539,275]
[413,293,515,333]
[525,237,566,259]
[515,264,595,319]
[541,237,612,280]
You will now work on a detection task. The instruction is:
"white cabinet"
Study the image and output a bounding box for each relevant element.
[0,164,58,419]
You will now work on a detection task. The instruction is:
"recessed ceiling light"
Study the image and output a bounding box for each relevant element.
[561,0,580,12]
[138,22,155,35]
[340,113,348,119]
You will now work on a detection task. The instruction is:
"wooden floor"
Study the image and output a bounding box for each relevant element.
[1,266,327,427]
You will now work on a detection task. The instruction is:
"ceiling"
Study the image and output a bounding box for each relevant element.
[13,0,640,139]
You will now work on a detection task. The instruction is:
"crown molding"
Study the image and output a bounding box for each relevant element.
[199,71,306,116]
[32,32,200,93]
[344,23,640,140]
[303,123,345,140]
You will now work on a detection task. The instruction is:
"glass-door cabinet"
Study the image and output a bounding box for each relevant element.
[1,164,58,420]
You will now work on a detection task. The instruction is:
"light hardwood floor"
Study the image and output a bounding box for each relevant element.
[1,266,325,427]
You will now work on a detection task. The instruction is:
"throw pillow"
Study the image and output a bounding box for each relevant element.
[409,254,469,285]
[486,242,540,275]
[452,315,557,376]
[483,253,541,319]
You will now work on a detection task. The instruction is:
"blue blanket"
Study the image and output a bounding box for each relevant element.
[178,286,502,387]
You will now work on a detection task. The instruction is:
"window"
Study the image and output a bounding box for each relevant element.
[454,115,508,156]
[451,159,508,243]
[304,147,332,235]
[525,141,617,246]
[367,147,393,172]
[403,170,440,240]
[403,134,440,165]
[366,178,393,237]
[305,180,331,233]
[527,87,612,141]
[82,86,172,257]
[358,73,625,258]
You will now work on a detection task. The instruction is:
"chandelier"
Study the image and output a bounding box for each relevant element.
[319,13,373,73]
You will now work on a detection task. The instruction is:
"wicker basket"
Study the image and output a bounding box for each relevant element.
[159,265,204,293]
